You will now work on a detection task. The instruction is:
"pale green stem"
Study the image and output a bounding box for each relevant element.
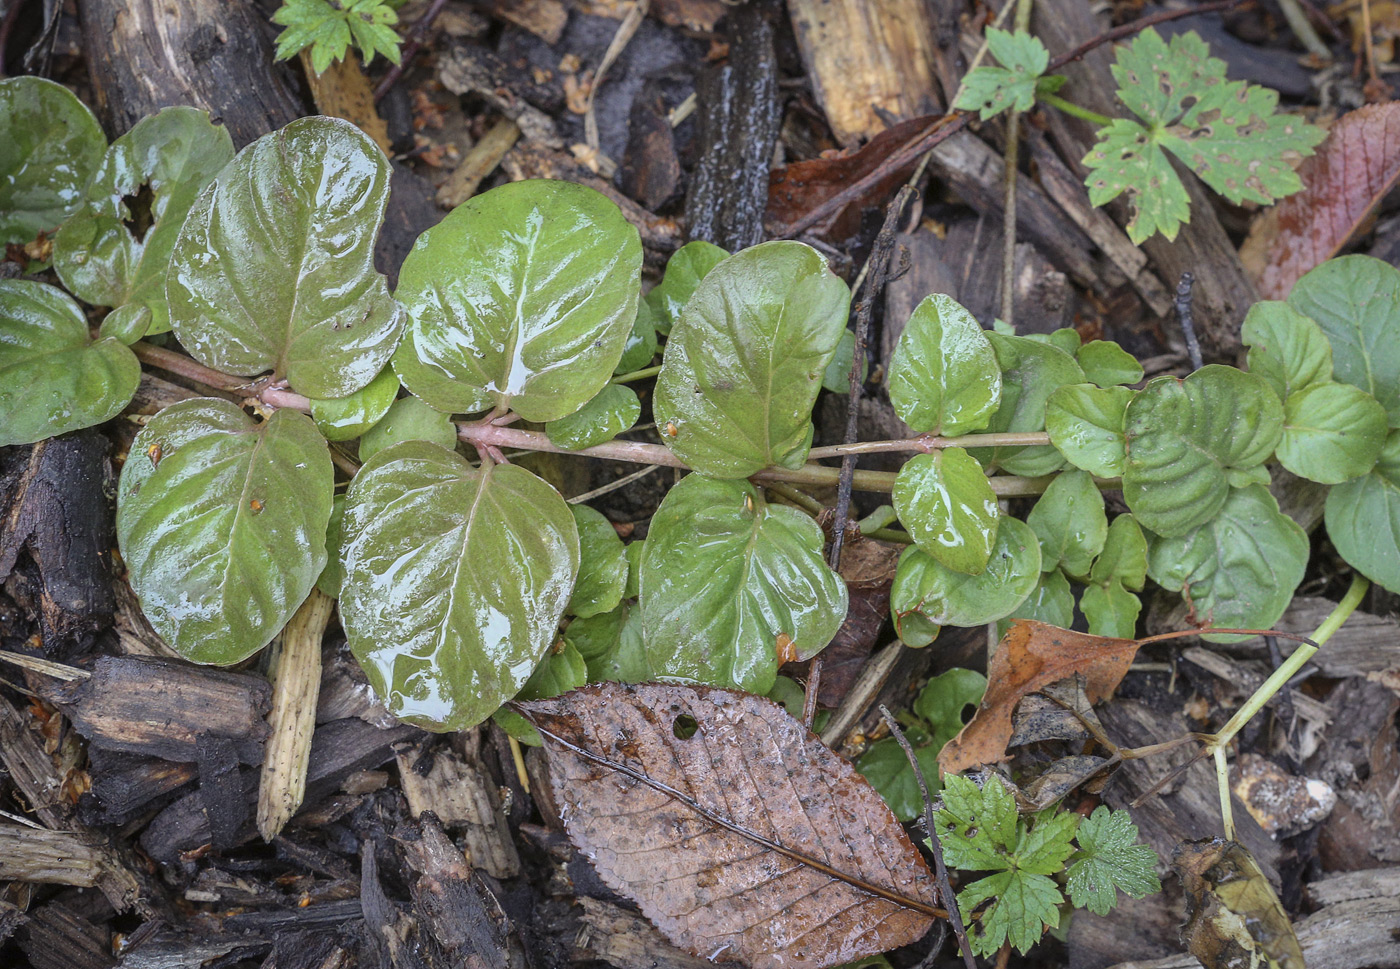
[1214,745,1235,840]
[866,527,914,545]
[611,364,661,385]
[1039,92,1113,127]
[807,431,1050,459]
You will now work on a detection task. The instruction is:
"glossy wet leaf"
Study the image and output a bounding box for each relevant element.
[0,280,141,446]
[1175,839,1304,969]
[639,475,847,694]
[624,540,644,599]
[1045,384,1132,478]
[952,29,1050,120]
[1324,430,1400,593]
[545,383,640,451]
[1076,340,1143,388]
[339,441,579,731]
[316,493,347,598]
[1067,806,1161,916]
[821,328,868,394]
[970,332,1085,476]
[1123,367,1283,537]
[890,517,1041,644]
[615,297,657,374]
[1081,580,1141,639]
[1028,327,1082,355]
[1147,485,1308,642]
[168,116,402,399]
[892,448,999,575]
[887,293,1001,436]
[565,602,653,683]
[940,621,1141,774]
[53,107,234,338]
[644,239,728,335]
[357,395,454,463]
[569,505,627,618]
[1005,569,1075,631]
[1241,301,1333,403]
[1027,471,1108,578]
[519,682,939,969]
[394,179,641,422]
[1287,255,1400,425]
[116,399,333,664]
[309,366,399,442]
[1276,381,1387,484]
[654,242,850,478]
[0,76,106,244]
[1091,515,1148,590]
[491,640,590,746]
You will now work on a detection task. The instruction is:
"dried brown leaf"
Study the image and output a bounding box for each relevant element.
[1174,838,1303,969]
[1249,101,1400,299]
[518,682,941,969]
[938,621,1141,775]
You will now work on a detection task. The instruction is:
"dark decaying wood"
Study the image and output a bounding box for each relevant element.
[50,655,272,764]
[74,0,302,146]
[16,900,114,969]
[80,748,197,827]
[684,1,780,251]
[0,431,115,661]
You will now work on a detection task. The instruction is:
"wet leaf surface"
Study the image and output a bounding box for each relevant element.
[519,682,940,969]
[971,332,1084,477]
[0,76,106,243]
[168,116,402,398]
[939,620,1141,774]
[1255,101,1400,300]
[892,448,999,575]
[886,293,1001,436]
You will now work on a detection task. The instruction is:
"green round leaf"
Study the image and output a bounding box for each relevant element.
[168,116,403,399]
[891,517,1041,639]
[116,400,333,664]
[970,332,1085,476]
[1081,580,1141,639]
[358,395,455,463]
[645,239,728,335]
[624,540,644,600]
[1076,340,1143,388]
[1026,470,1107,578]
[857,730,941,822]
[1324,430,1400,593]
[53,107,235,336]
[887,294,1001,435]
[0,280,141,446]
[339,442,580,732]
[654,242,851,478]
[316,493,347,599]
[393,179,642,422]
[0,77,106,244]
[615,297,657,374]
[1241,301,1332,403]
[545,383,640,451]
[1123,366,1283,537]
[309,366,400,442]
[1288,255,1400,425]
[639,475,848,694]
[1005,568,1074,630]
[569,505,627,618]
[98,303,152,345]
[1045,384,1132,478]
[1091,514,1147,590]
[565,601,652,683]
[1277,381,1388,484]
[892,448,1000,575]
[913,668,988,738]
[1147,485,1307,642]
[822,328,869,394]
[1031,327,1082,355]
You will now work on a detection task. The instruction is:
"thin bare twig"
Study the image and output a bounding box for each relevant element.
[1175,271,1202,371]
[879,706,978,969]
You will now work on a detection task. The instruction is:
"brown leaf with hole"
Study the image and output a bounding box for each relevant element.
[938,621,1141,775]
[1247,101,1400,299]
[518,682,940,969]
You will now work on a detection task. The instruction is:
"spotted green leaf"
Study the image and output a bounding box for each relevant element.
[645,239,727,335]
[1147,485,1307,642]
[1123,366,1283,537]
[395,180,641,422]
[1277,381,1388,484]
[891,517,1041,644]
[1324,430,1400,593]
[1066,807,1161,916]
[339,441,579,731]
[893,448,999,575]
[53,107,234,339]
[1241,301,1333,403]
[1045,384,1132,478]
[639,475,847,694]
[0,280,141,446]
[168,117,402,399]
[358,395,455,463]
[1287,255,1400,425]
[0,77,106,244]
[953,29,1050,120]
[309,366,400,442]
[569,505,627,619]
[116,399,333,664]
[654,242,851,478]
[545,383,640,450]
[887,293,1001,436]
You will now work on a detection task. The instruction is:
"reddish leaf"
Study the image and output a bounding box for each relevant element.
[938,621,1141,775]
[1251,101,1400,299]
[767,116,933,239]
[519,682,941,969]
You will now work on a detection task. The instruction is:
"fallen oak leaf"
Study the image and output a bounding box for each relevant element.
[938,621,1141,775]
[517,682,942,969]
